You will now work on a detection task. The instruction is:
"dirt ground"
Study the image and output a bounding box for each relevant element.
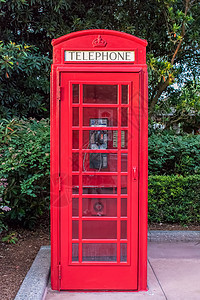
[0,222,200,300]
[0,220,50,300]
[149,223,200,231]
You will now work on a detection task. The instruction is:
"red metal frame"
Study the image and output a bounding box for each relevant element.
[51,29,148,291]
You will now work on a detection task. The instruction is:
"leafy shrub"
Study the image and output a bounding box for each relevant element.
[148,175,200,224]
[148,132,200,175]
[0,118,50,228]
[0,177,11,233]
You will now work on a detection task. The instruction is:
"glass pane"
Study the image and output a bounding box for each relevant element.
[82,130,127,149]
[121,130,128,148]
[72,175,79,194]
[121,176,127,194]
[120,243,127,262]
[83,152,117,172]
[73,107,79,126]
[82,175,117,194]
[72,131,79,149]
[72,243,79,261]
[121,153,128,172]
[83,85,118,104]
[122,85,128,104]
[121,198,127,217]
[72,220,79,239]
[82,220,117,239]
[83,108,118,126]
[72,153,79,171]
[121,107,128,126]
[72,198,79,216]
[72,84,79,103]
[82,198,117,217]
[121,220,127,239]
[83,187,117,194]
[82,243,117,262]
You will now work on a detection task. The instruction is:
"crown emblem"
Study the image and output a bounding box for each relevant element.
[92,35,107,47]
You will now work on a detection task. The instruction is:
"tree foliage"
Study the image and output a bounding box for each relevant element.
[0,0,199,120]
[0,41,50,119]
[156,79,200,131]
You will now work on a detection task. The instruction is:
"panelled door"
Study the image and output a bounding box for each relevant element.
[59,71,139,290]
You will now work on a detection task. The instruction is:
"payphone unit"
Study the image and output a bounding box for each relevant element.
[88,118,108,170]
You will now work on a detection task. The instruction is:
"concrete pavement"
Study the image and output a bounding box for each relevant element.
[46,241,200,300]
[148,242,200,300]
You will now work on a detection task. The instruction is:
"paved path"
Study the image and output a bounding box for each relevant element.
[148,242,200,300]
[46,242,200,300]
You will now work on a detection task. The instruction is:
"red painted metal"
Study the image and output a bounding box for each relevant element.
[51,29,148,291]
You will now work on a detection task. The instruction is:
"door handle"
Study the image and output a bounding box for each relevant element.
[133,167,137,181]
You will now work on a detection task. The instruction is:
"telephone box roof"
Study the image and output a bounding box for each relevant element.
[52,29,147,47]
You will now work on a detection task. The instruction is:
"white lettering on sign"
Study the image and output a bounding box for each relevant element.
[64,51,135,62]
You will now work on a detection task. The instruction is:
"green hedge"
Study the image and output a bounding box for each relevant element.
[148,132,200,176]
[148,175,200,224]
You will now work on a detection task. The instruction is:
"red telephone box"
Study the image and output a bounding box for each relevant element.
[51,29,148,291]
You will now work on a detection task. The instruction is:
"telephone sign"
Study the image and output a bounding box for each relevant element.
[64,50,135,62]
[51,29,148,291]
